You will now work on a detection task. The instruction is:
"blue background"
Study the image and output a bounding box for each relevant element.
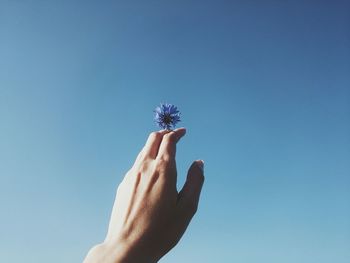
[1,1,349,262]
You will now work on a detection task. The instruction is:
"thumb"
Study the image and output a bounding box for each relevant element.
[177,160,205,218]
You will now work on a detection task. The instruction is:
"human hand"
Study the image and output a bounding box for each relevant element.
[84,128,205,263]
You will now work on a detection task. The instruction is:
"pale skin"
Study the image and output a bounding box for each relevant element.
[83,128,205,263]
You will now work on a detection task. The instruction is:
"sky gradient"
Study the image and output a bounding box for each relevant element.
[1,1,350,262]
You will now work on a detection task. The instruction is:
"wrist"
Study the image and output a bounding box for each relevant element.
[105,238,157,263]
[84,239,157,263]
[83,242,126,263]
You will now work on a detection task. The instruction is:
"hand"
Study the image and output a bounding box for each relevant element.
[84,128,205,263]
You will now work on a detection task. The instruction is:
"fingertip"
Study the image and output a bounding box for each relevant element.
[174,127,186,137]
[177,160,205,216]
[195,160,204,172]
[177,127,186,131]
[188,160,205,185]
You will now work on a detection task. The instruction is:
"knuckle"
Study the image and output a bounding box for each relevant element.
[136,150,145,161]
[158,153,170,165]
[138,161,150,173]
[133,160,150,174]
[163,132,176,143]
[157,157,167,165]
[156,157,169,171]
[156,156,173,169]
[149,131,161,141]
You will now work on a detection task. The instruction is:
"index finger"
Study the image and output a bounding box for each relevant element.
[142,130,170,159]
[157,127,186,160]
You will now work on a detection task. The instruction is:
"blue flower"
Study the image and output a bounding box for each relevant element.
[154,103,181,130]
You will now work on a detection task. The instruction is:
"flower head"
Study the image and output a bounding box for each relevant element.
[154,103,181,130]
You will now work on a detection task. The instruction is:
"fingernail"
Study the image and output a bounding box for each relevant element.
[197,160,204,172]
[175,128,186,139]
[176,127,186,134]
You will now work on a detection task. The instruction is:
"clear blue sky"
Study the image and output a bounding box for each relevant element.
[1,1,349,262]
